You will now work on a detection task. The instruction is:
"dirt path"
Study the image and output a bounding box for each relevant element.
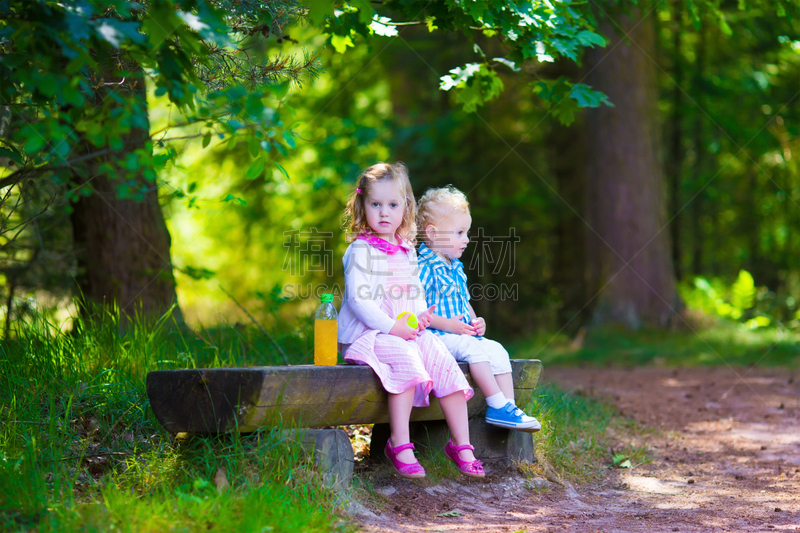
[350,366,800,532]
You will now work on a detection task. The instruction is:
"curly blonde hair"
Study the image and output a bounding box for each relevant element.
[416,186,470,246]
[343,162,417,242]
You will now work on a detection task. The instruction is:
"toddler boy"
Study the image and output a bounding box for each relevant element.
[416,186,540,432]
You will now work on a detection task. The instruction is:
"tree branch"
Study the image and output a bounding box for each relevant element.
[0,149,115,190]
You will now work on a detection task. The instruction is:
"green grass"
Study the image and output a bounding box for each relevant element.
[519,383,652,485]
[8,306,795,529]
[0,310,346,533]
[509,319,800,368]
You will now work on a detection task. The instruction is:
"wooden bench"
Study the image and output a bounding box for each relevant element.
[146,359,543,488]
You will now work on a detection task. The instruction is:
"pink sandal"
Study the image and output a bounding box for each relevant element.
[445,439,485,478]
[384,441,426,479]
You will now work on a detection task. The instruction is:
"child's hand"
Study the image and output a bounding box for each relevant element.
[416,305,436,332]
[390,317,418,340]
[471,317,486,336]
[448,315,476,336]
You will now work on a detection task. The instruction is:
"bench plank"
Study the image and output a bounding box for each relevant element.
[146,359,542,434]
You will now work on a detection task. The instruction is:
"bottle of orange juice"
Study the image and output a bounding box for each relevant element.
[314,294,338,366]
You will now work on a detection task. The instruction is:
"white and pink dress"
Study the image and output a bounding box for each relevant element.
[338,234,473,407]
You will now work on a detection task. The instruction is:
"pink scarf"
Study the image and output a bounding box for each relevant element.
[356,233,411,255]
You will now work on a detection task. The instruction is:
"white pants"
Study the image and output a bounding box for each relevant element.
[437,333,512,375]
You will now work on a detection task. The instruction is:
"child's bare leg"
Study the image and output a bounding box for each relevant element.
[496,372,514,402]
[468,361,502,398]
[439,391,477,462]
[388,388,416,463]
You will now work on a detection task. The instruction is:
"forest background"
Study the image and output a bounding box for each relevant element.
[2,0,800,349]
[2,1,800,530]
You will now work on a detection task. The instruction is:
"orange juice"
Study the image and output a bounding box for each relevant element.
[314,318,338,366]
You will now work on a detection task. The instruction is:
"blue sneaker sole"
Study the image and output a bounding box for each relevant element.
[485,418,541,432]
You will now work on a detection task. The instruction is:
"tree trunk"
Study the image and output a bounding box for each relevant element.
[668,0,684,281]
[70,48,182,327]
[550,95,588,332]
[584,5,681,328]
[71,175,181,325]
[690,19,707,276]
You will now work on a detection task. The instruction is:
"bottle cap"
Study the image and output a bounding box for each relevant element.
[320,294,334,304]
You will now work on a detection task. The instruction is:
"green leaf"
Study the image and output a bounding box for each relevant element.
[532,78,570,103]
[307,0,335,26]
[180,266,216,280]
[456,81,484,113]
[125,153,139,171]
[0,146,23,165]
[35,74,59,98]
[273,142,288,157]
[445,65,504,113]
[480,69,504,101]
[715,9,733,36]
[693,277,716,298]
[462,0,488,19]
[109,136,124,151]
[202,132,211,148]
[274,162,290,180]
[570,83,612,108]
[351,0,375,25]
[576,30,606,48]
[330,34,354,53]
[21,126,45,154]
[227,119,244,131]
[440,63,481,91]
[95,19,146,48]
[746,316,771,329]
[425,16,438,32]
[282,131,296,149]
[246,158,265,179]
[550,97,579,125]
[177,8,231,48]
[612,454,632,467]
[143,1,180,48]
[731,270,756,312]
[436,510,462,517]
[273,84,291,100]
[248,136,260,158]
[63,86,86,107]
[222,194,246,205]
[715,301,735,318]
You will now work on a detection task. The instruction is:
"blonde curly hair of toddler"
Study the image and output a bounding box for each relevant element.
[343,162,417,243]
[416,185,470,246]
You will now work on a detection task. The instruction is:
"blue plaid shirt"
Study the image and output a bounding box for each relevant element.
[417,242,471,336]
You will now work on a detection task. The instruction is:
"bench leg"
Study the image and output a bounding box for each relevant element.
[287,428,354,490]
[370,420,534,467]
[467,418,535,465]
